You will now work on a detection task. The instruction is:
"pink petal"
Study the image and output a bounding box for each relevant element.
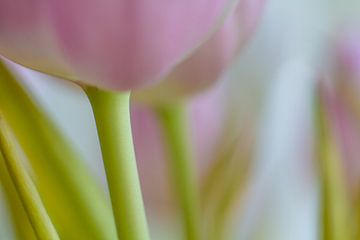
[47,0,239,90]
[0,0,74,79]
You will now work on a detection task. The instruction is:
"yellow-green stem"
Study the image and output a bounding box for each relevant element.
[156,103,200,240]
[0,118,59,240]
[85,87,150,240]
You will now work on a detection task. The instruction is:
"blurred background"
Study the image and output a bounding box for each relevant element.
[2,0,360,239]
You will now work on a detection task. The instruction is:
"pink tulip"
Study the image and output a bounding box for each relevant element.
[135,0,266,103]
[0,0,240,91]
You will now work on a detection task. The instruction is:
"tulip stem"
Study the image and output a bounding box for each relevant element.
[85,87,150,240]
[0,117,59,240]
[156,103,200,240]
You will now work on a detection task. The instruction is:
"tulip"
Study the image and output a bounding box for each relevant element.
[321,66,360,240]
[135,0,266,103]
[0,2,265,239]
[0,0,240,91]
[0,2,247,239]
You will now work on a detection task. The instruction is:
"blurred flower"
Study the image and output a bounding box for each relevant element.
[319,83,360,197]
[131,75,261,240]
[134,0,266,103]
[3,1,359,239]
[0,0,239,91]
[131,82,227,213]
[315,26,360,239]
[321,26,360,197]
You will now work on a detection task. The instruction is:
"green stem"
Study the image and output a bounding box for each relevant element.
[0,61,117,240]
[85,87,150,240]
[0,118,59,240]
[315,94,350,240]
[155,104,200,240]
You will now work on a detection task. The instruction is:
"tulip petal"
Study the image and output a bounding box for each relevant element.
[47,0,239,90]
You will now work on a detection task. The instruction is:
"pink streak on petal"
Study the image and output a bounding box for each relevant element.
[0,0,73,79]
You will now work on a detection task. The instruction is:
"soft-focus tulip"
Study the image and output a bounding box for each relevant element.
[135,0,266,103]
[0,0,240,91]
[321,27,360,195]
[131,81,227,213]
[320,86,360,196]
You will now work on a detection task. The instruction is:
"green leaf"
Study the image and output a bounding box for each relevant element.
[0,61,117,240]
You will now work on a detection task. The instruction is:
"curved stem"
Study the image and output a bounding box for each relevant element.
[0,61,117,240]
[0,118,59,240]
[85,87,150,240]
[155,103,200,240]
